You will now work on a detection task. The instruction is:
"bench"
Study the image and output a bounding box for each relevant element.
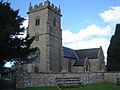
[55,77,83,89]
[117,78,120,85]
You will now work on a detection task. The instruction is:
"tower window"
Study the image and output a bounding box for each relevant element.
[35,18,40,26]
[32,48,40,64]
[53,18,56,27]
[34,67,39,73]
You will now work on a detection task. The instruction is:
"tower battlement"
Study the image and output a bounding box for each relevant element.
[29,0,61,15]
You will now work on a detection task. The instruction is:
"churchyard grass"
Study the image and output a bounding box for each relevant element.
[17,82,120,90]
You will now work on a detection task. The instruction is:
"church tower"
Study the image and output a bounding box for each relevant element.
[27,0,63,72]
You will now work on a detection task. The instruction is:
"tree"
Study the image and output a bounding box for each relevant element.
[0,1,36,74]
[107,24,120,71]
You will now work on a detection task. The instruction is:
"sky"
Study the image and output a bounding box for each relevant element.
[5,0,120,63]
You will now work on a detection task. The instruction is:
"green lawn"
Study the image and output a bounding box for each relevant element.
[17,82,120,90]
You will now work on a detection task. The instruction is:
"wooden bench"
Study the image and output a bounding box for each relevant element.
[55,77,83,89]
[117,78,120,85]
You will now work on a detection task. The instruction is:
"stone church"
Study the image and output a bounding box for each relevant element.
[25,0,105,73]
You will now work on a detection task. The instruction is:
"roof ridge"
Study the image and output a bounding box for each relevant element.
[63,46,74,50]
[75,47,100,51]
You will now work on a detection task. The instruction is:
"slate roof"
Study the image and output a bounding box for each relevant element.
[63,47,76,59]
[75,48,100,59]
[63,47,100,66]
[73,59,86,66]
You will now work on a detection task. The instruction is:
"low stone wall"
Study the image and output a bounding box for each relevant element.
[16,71,104,88]
[104,72,120,83]
[16,68,120,88]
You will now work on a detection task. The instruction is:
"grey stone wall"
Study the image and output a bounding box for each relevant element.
[104,72,120,83]
[16,67,120,88]
[16,70,104,88]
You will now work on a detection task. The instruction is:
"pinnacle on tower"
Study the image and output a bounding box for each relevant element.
[45,0,50,3]
[44,0,50,6]
[29,2,32,11]
[29,2,32,7]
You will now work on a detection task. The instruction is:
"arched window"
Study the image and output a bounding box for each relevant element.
[35,17,40,26]
[34,67,39,73]
[37,18,40,25]
[86,64,90,72]
[35,19,37,26]
[31,48,40,64]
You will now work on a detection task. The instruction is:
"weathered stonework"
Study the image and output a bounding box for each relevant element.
[72,66,85,73]
[16,68,120,88]
[25,0,106,74]
[16,66,104,88]
[27,0,63,73]
[104,72,120,83]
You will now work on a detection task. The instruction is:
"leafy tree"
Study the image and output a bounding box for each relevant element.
[0,1,36,74]
[107,24,120,71]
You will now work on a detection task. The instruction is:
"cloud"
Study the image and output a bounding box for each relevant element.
[63,6,120,61]
[99,6,120,24]
[22,17,28,29]
[62,25,110,62]
[21,6,120,62]
[63,24,111,44]
[63,38,109,50]
[18,17,28,38]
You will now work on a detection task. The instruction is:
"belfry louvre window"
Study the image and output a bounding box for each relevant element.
[35,18,40,26]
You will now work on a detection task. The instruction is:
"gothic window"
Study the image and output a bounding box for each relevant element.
[35,17,40,26]
[86,64,90,72]
[37,18,40,25]
[35,49,40,63]
[32,48,40,64]
[34,67,39,73]
[53,18,56,27]
[86,65,89,71]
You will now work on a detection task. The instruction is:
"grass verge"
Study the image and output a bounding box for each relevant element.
[17,82,120,90]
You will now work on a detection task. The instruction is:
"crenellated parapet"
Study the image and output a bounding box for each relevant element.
[28,0,61,15]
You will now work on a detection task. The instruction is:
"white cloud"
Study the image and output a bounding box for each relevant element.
[63,32,109,62]
[64,38,109,50]
[22,17,28,29]
[99,6,120,24]
[63,24,111,44]
[63,6,120,62]
[62,24,110,62]
[21,6,120,62]
[19,17,28,38]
